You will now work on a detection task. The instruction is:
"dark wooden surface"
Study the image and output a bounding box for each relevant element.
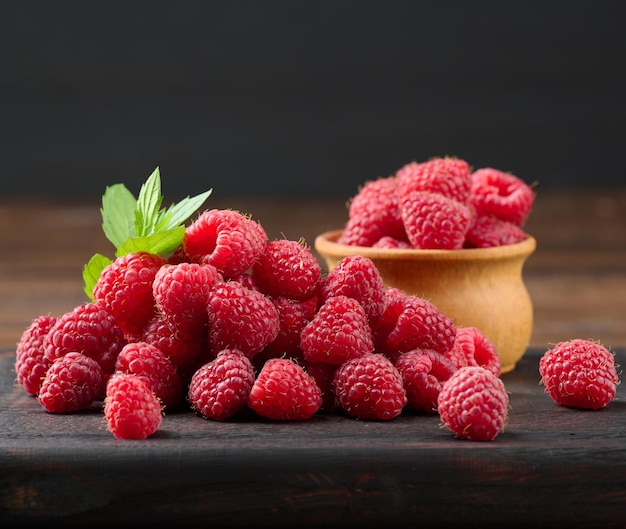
[1,347,625,528]
[1,189,625,527]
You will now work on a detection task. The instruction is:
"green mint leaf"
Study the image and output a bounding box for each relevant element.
[82,253,113,301]
[115,226,185,258]
[135,166,164,237]
[101,183,137,248]
[164,189,213,228]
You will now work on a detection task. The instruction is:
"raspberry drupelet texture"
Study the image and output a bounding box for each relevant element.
[251,239,322,301]
[333,352,407,420]
[104,373,163,440]
[206,281,280,359]
[539,339,619,409]
[93,251,166,340]
[469,167,535,226]
[464,214,527,248]
[42,302,127,375]
[247,357,322,421]
[15,314,57,395]
[188,348,256,421]
[183,209,267,279]
[300,295,374,365]
[437,365,509,441]
[37,352,104,413]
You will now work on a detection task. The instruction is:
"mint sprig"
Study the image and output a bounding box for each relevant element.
[82,166,212,300]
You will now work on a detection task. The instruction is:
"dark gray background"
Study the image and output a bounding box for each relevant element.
[2,1,625,199]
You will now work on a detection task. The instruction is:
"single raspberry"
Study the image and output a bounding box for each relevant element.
[104,373,163,440]
[395,348,457,413]
[452,326,501,376]
[115,341,183,409]
[251,239,322,301]
[437,366,509,441]
[247,357,322,421]
[183,209,267,279]
[43,302,126,375]
[396,157,472,204]
[15,314,57,395]
[399,190,472,249]
[37,352,104,413]
[320,255,387,329]
[93,251,166,340]
[333,352,407,420]
[261,295,318,359]
[300,295,374,365]
[152,262,223,340]
[464,214,527,248]
[539,339,619,409]
[371,236,413,249]
[469,167,535,226]
[375,291,456,362]
[188,348,256,421]
[206,281,280,359]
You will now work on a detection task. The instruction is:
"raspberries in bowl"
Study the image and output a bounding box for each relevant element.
[314,156,537,373]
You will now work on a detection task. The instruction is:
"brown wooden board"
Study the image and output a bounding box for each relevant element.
[1,348,625,528]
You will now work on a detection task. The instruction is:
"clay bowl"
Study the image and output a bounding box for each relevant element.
[314,229,537,373]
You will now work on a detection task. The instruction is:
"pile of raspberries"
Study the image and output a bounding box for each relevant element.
[339,157,535,249]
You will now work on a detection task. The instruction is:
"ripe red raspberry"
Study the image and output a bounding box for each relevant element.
[15,314,57,395]
[304,360,337,411]
[395,348,457,413]
[247,357,322,420]
[183,209,267,279]
[371,235,413,249]
[251,239,322,301]
[333,352,407,420]
[38,352,104,413]
[469,167,535,226]
[437,366,509,441]
[375,291,456,362]
[152,262,223,340]
[300,295,374,365]
[451,326,501,376]
[188,348,256,421]
[206,281,280,359]
[399,190,472,249]
[104,373,163,440]
[93,251,166,340]
[396,157,472,204]
[539,339,619,409]
[320,255,387,329]
[43,302,126,375]
[115,341,183,409]
[464,214,527,248]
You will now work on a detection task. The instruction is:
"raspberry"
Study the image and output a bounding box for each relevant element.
[304,360,337,411]
[37,352,104,413]
[539,339,619,409]
[395,348,457,413]
[188,348,256,421]
[183,209,267,279]
[300,295,374,365]
[320,255,387,329]
[262,295,318,359]
[375,291,456,362]
[93,251,166,340]
[333,352,407,420]
[469,167,535,226]
[247,357,322,420]
[152,262,223,340]
[206,281,280,359]
[437,366,509,441]
[15,314,57,395]
[396,157,472,204]
[371,236,413,249]
[104,373,163,440]
[400,190,472,249]
[43,302,126,375]
[115,341,183,409]
[451,326,501,376]
[251,239,322,301]
[464,214,527,248]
